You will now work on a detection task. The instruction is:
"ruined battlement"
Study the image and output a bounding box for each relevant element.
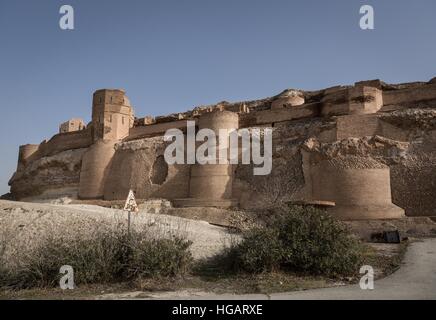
[59,118,86,134]
[19,78,436,155]
[132,78,436,135]
[8,77,436,220]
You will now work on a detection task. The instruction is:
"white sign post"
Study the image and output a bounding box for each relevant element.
[124,190,139,234]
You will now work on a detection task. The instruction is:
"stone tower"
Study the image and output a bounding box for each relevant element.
[91,89,134,141]
[174,110,239,208]
[309,159,405,220]
[78,89,134,199]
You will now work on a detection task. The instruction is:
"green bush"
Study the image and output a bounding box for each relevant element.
[231,228,283,273]
[230,206,363,277]
[0,228,192,289]
[277,206,363,276]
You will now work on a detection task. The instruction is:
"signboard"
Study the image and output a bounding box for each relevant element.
[124,190,139,213]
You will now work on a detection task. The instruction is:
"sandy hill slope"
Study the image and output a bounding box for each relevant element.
[0,200,234,264]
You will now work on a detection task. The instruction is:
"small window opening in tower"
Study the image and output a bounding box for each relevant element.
[122,117,125,125]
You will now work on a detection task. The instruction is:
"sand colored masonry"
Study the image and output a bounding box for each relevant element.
[173,110,239,208]
[9,78,436,220]
[310,162,404,220]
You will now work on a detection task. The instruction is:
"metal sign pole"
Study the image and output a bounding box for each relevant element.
[124,189,138,236]
[127,209,131,235]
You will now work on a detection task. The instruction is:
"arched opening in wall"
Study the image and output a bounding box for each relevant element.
[150,155,168,185]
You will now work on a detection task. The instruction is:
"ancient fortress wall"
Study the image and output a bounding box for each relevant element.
[39,129,93,156]
[383,83,436,106]
[17,128,92,166]
[103,138,191,201]
[310,161,404,220]
[9,78,436,219]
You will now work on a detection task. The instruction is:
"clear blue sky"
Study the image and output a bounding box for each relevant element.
[0,0,435,195]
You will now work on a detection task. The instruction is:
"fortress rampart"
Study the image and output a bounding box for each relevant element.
[9,78,436,220]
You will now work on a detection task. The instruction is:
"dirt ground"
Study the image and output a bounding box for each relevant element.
[0,200,235,263]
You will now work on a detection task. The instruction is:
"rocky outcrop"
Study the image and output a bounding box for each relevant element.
[9,149,86,200]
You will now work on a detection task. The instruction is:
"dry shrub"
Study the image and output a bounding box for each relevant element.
[228,206,364,277]
[0,224,192,289]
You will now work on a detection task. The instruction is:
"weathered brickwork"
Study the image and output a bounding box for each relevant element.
[9,79,436,219]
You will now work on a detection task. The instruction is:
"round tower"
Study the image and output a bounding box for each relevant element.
[17,144,39,171]
[78,140,117,199]
[174,110,239,208]
[311,160,405,220]
[271,90,305,110]
[189,110,239,200]
[78,89,134,199]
